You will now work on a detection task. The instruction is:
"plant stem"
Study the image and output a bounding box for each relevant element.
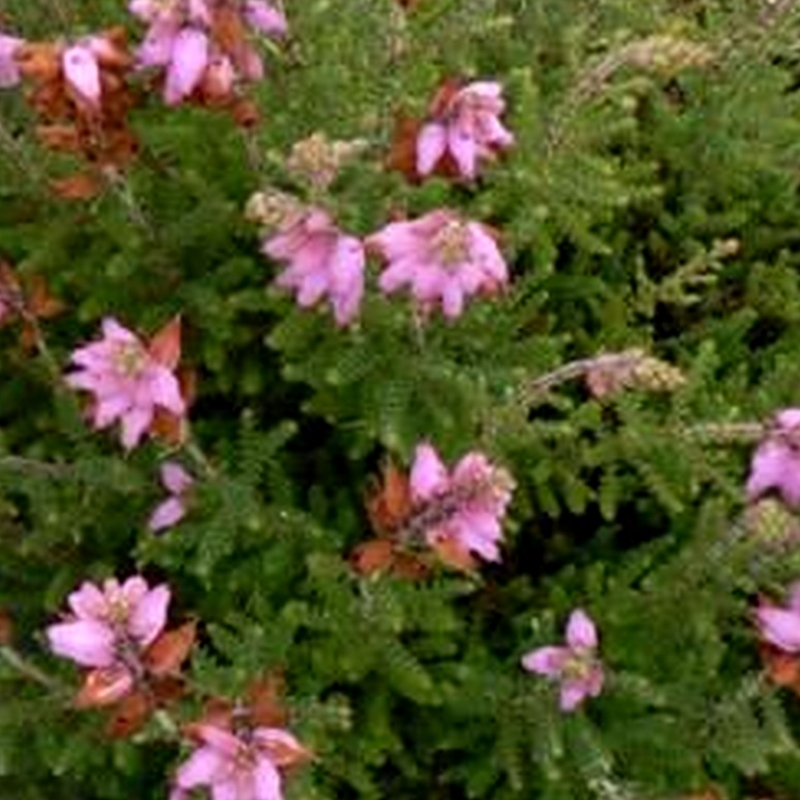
[0,645,66,693]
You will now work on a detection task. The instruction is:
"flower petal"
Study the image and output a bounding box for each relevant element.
[176,745,228,789]
[62,45,101,105]
[253,756,282,800]
[245,1,288,36]
[164,28,208,105]
[416,122,447,175]
[409,443,449,501]
[128,583,170,646]
[46,619,115,667]
[565,609,597,650]
[559,679,589,712]
[756,606,800,652]
[148,497,187,532]
[520,645,569,677]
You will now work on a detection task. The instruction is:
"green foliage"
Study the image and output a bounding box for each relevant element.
[5,1,800,799]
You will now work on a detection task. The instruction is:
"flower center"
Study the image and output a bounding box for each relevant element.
[433,220,469,268]
[562,651,594,680]
[112,341,147,378]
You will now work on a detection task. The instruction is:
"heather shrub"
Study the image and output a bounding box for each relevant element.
[4,1,800,799]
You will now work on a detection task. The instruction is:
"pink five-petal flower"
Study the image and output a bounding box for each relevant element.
[0,33,23,88]
[408,443,514,564]
[747,409,800,509]
[62,44,102,106]
[521,608,604,713]
[368,209,508,320]
[164,27,209,104]
[46,576,170,669]
[416,80,514,179]
[175,724,305,800]
[756,581,800,653]
[263,207,365,326]
[66,317,185,450]
[149,461,194,533]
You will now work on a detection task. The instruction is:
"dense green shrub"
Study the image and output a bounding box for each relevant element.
[3,1,800,799]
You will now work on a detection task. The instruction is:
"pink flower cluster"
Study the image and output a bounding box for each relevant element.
[66,318,186,450]
[260,205,509,326]
[130,0,286,104]
[368,210,508,319]
[521,609,604,712]
[747,409,800,509]
[409,442,514,563]
[416,80,514,179]
[47,576,169,701]
[262,207,366,327]
[172,724,306,800]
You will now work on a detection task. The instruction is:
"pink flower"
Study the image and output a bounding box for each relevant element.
[756,582,800,653]
[65,317,186,450]
[368,209,508,319]
[129,0,286,105]
[174,724,306,800]
[46,576,170,669]
[417,80,513,179]
[409,442,514,563]
[0,33,23,88]
[746,409,800,508]
[263,207,365,326]
[149,461,195,532]
[521,609,604,712]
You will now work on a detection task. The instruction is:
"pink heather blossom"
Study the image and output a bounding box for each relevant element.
[263,207,365,326]
[521,609,604,712]
[174,724,304,800]
[129,0,286,105]
[368,209,508,319]
[149,461,195,532]
[417,80,514,179]
[65,318,185,450]
[746,409,800,509]
[46,576,170,669]
[409,442,514,563]
[0,33,23,88]
[756,582,800,653]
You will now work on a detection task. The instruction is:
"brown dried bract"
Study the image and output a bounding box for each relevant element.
[15,28,139,199]
[143,619,197,676]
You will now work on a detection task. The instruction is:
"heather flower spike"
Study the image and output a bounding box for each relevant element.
[149,461,195,532]
[66,317,186,450]
[521,609,604,712]
[262,206,365,326]
[416,80,514,179]
[368,209,508,319]
[746,409,800,509]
